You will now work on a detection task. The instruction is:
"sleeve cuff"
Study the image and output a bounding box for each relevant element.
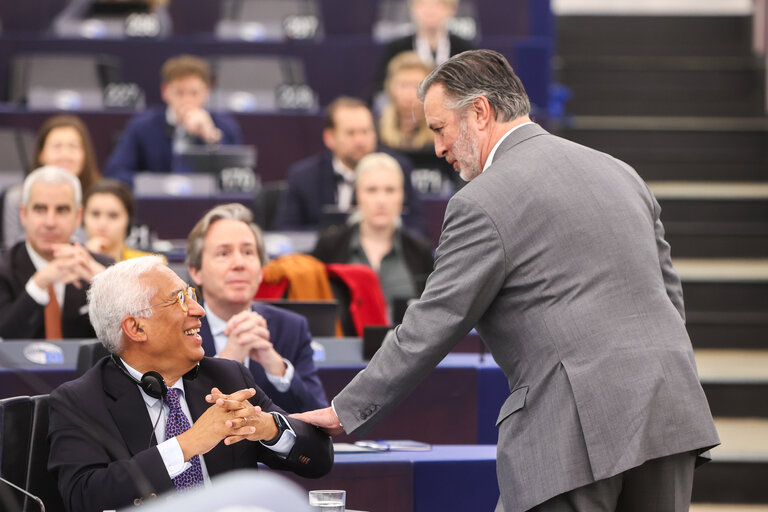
[25,277,49,306]
[259,412,296,457]
[157,437,191,478]
[330,400,344,429]
[264,358,294,392]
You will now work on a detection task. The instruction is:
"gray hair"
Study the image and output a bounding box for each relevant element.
[417,49,531,122]
[348,152,404,227]
[88,256,166,354]
[22,165,83,207]
[185,203,267,270]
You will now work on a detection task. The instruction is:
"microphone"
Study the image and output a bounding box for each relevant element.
[0,475,45,512]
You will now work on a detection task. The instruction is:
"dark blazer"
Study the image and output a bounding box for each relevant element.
[312,224,434,296]
[48,356,333,512]
[199,302,328,413]
[103,106,242,186]
[273,150,426,234]
[372,33,474,95]
[0,242,113,339]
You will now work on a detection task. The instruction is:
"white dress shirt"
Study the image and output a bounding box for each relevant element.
[119,358,296,484]
[331,158,356,212]
[204,303,295,392]
[24,242,66,307]
[482,121,534,173]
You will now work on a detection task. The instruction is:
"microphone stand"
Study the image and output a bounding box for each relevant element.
[0,475,45,512]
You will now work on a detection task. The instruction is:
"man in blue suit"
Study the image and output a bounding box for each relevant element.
[186,203,328,413]
[104,54,242,186]
[274,96,425,234]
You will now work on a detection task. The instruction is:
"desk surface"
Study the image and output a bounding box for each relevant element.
[287,445,500,512]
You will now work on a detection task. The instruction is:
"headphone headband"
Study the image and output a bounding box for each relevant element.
[110,354,167,400]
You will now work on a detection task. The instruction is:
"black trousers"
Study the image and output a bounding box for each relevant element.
[527,450,698,512]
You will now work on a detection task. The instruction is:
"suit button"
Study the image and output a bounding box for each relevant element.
[149,493,158,499]
[360,412,367,420]
[133,498,143,506]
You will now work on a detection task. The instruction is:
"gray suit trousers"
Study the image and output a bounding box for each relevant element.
[526,450,698,512]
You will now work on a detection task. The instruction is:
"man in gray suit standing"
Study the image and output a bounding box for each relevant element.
[294,50,719,512]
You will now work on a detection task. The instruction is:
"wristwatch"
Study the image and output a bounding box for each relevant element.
[262,412,290,446]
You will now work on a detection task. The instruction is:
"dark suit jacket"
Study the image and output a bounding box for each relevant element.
[0,242,113,339]
[103,106,242,186]
[273,150,425,234]
[200,302,328,413]
[371,33,474,95]
[312,224,434,296]
[48,356,333,512]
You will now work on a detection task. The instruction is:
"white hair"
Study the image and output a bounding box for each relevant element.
[88,256,166,353]
[22,165,82,206]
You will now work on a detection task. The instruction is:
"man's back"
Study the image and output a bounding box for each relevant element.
[426,124,719,509]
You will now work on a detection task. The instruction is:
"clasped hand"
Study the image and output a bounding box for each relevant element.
[33,243,106,290]
[219,311,286,377]
[176,387,278,462]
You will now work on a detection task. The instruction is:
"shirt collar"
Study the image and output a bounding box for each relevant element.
[120,357,185,407]
[482,121,534,173]
[203,302,228,338]
[165,107,178,127]
[26,241,50,271]
[332,157,356,183]
[414,32,450,66]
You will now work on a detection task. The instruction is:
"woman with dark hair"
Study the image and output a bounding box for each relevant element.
[3,114,101,249]
[83,179,157,262]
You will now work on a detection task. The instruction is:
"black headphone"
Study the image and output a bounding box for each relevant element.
[111,353,167,399]
[110,354,201,400]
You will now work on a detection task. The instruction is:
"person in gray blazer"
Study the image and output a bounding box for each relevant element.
[293,50,720,512]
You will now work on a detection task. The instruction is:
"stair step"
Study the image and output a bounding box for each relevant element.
[697,349,768,417]
[556,56,764,117]
[649,182,768,199]
[675,259,768,282]
[691,506,768,512]
[556,15,752,57]
[688,312,768,350]
[663,221,768,259]
[711,417,768,463]
[697,349,768,383]
[692,418,768,503]
[675,259,768,313]
[554,119,768,181]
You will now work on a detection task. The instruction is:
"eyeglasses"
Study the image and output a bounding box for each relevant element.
[134,286,198,315]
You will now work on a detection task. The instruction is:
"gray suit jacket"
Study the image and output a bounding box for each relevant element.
[333,124,720,511]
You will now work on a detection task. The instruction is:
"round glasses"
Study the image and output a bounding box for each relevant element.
[134,286,198,315]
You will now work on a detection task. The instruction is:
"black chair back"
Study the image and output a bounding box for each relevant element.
[76,340,109,377]
[0,395,33,511]
[25,395,65,512]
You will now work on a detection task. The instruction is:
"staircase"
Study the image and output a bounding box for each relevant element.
[553,12,768,509]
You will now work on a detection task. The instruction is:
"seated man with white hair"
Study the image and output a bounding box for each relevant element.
[48,256,333,511]
[0,165,112,339]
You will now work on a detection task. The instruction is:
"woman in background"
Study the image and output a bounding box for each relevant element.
[83,179,156,262]
[3,115,101,249]
[312,152,433,311]
[379,51,434,152]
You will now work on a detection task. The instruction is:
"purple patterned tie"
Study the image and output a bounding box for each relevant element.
[164,388,204,490]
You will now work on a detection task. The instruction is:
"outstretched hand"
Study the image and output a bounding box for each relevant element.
[290,407,345,436]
